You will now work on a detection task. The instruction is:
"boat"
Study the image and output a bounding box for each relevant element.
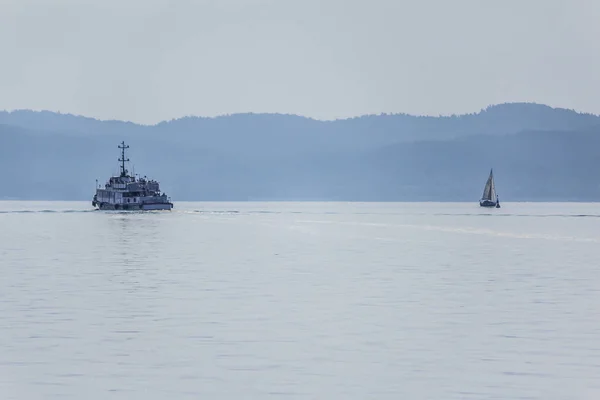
[92,141,173,210]
[479,168,500,208]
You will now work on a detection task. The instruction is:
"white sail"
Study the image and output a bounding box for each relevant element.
[489,173,497,201]
[481,169,496,201]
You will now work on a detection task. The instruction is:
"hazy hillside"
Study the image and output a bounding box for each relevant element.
[2,102,599,147]
[1,103,599,201]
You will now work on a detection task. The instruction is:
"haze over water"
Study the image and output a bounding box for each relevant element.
[1,201,600,399]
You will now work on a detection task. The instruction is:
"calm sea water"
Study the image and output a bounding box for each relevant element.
[1,201,600,399]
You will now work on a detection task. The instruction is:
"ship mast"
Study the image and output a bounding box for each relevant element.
[118,141,130,177]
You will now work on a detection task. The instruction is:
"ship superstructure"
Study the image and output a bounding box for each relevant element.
[92,142,173,210]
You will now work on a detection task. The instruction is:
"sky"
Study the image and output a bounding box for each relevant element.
[0,0,599,124]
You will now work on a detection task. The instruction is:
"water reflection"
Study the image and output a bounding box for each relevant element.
[101,212,171,292]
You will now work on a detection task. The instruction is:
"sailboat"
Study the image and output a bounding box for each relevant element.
[479,169,500,208]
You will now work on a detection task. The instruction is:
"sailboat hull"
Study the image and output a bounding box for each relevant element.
[479,200,498,208]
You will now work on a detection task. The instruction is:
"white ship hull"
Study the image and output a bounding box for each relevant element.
[94,202,173,211]
[139,203,173,211]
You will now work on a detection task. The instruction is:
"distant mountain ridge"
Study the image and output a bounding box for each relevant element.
[0,102,599,201]
[2,102,599,140]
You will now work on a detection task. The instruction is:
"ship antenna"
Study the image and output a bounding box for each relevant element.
[118,141,130,177]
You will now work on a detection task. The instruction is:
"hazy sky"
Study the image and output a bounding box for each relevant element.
[0,0,598,124]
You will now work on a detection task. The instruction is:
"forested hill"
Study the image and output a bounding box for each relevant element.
[1,103,599,201]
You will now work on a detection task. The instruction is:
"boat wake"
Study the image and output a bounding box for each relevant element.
[183,210,240,215]
[294,219,600,243]
[0,209,98,214]
[433,213,600,218]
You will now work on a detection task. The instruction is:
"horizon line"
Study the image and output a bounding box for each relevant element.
[1,101,598,127]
